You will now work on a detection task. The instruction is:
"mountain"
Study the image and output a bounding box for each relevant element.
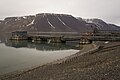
[83,18,120,30]
[0,13,93,33]
[0,13,120,34]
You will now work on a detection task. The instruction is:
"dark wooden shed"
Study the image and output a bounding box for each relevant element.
[10,31,28,40]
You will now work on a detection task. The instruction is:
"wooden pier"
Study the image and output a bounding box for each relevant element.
[10,30,120,44]
[10,31,28,40]
[27,35,93,45]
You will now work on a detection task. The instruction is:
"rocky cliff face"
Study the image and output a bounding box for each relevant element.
[0,13,119,33]
[84,18,120,30]
[0,16,35,33]
[0,13,93,33]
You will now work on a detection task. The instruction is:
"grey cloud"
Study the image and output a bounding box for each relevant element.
[0,0,120,25]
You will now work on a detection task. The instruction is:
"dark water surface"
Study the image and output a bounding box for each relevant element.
[0,36,80,75]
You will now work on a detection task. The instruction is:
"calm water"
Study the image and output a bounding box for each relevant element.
[0,38,80,75]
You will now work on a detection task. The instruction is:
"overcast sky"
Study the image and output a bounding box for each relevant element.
[0,0,120,25]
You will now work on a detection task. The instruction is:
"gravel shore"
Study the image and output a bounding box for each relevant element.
[0,42,120,80]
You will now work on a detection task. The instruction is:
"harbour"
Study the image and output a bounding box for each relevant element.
[0,38,80,75]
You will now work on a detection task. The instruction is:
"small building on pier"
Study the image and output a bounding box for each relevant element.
[10,31,28,40]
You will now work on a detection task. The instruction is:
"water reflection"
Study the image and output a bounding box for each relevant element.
[0,35,81,75]
[0,34,83,51]
[0,33,83,51]
[1,39,82,51]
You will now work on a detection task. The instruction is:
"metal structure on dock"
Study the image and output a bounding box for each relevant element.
[10,31,28,40]
[10,30,120,44]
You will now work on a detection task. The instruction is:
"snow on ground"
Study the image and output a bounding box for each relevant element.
[27,20,35,26]
[56,16,71,29]
[23,17,27,19]
[17,17,21,21]
[94,24,102,30]
[47,18,55,29]
[5,22,7,24]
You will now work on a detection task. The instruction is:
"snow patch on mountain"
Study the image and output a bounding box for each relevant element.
[27,20,35,26]
[56,16,71,29]
[17,17,22,21]
[23,16,27,19]
[5,22,7,24]
[47,18,55,29]
[84,19,94,23]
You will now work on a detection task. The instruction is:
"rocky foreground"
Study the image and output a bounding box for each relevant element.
[0,42,120,80]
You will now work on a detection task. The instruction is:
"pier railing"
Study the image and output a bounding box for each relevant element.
[10,30,120,43]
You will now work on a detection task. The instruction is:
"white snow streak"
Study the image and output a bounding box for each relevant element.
[17,17,21,20]
[84,19,102,30]
[23,16,27,19]
[96,24,102,29]
[84,19,94,23]
[5,22,7,24]
[43,13,46,17]
[47,18,55,29]
[56,16,71,29]
[27,20,34,26]
[15,19,18,21]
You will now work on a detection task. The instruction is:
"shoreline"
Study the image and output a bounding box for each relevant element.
[0,43,96,79]
[0,42,120,80]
